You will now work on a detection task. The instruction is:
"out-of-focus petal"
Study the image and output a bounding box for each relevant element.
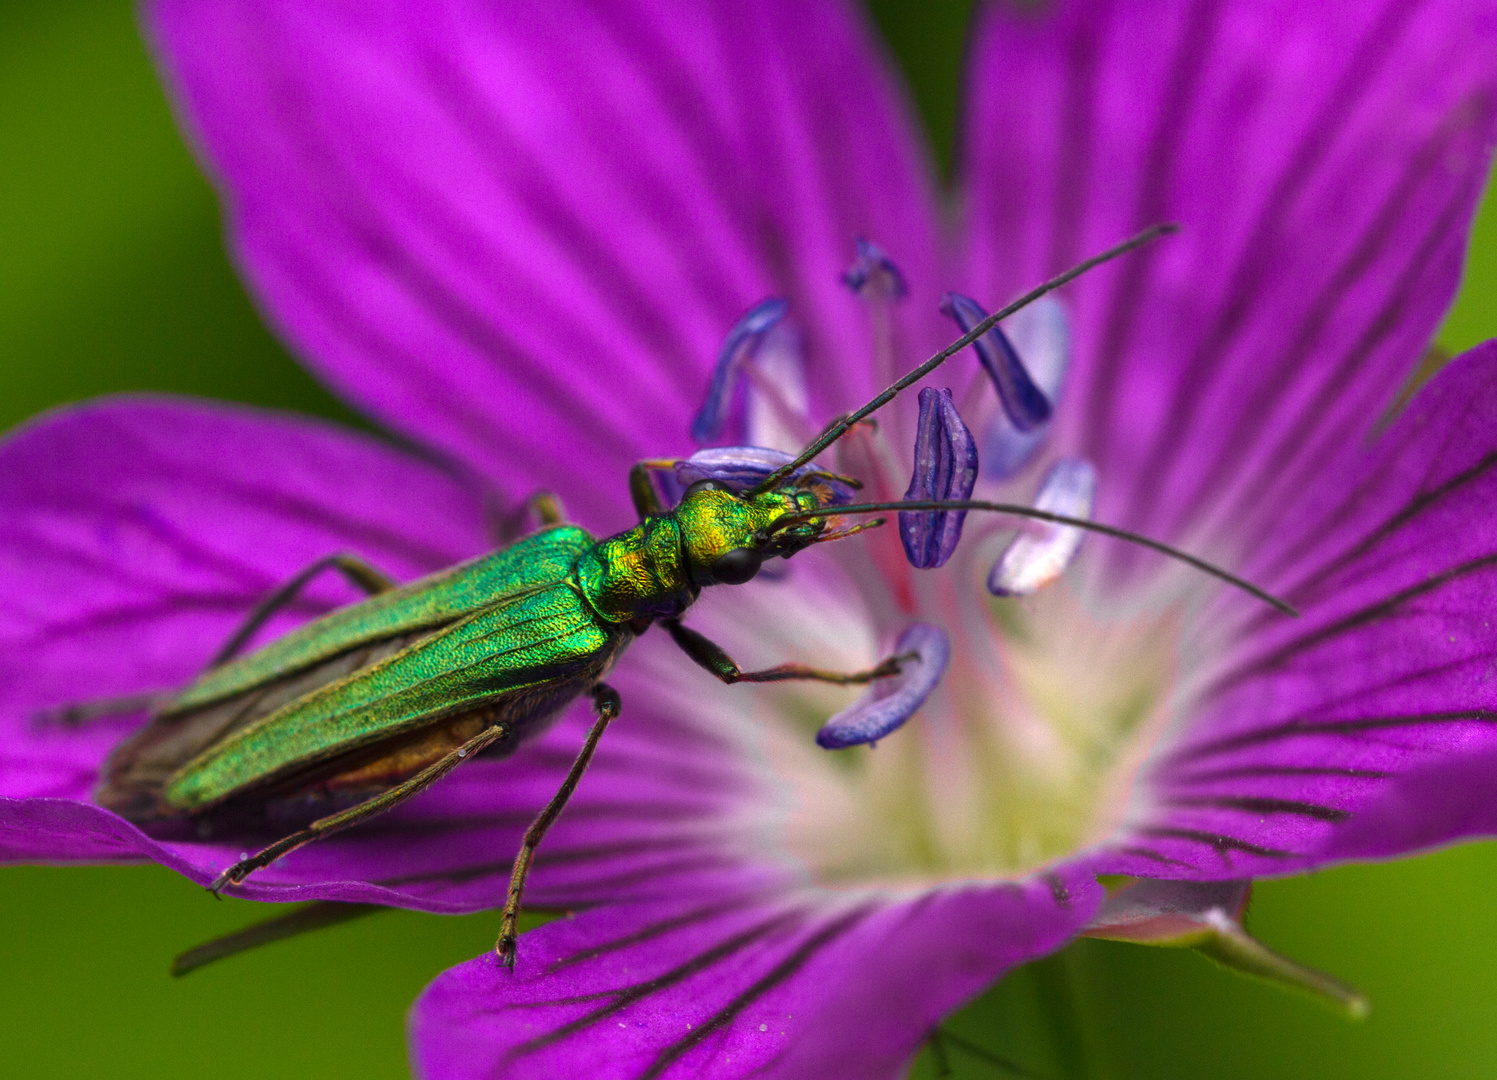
[961,0,1497,551]
[898,388,979,569]
[988,457,1096,596]
[148,0,942,529]
[408,869,1101,1080]
[1096,344,1497,880]
[815,623,949,748]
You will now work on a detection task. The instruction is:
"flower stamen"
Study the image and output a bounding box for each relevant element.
[691,298,790,445]
[989,457,1098,596]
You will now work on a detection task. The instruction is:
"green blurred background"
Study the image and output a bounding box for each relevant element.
[2,2,1495,1077]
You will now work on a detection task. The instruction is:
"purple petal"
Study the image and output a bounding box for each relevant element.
[983,297,1072,479]
[988,457,1097,596]
[669,447,856,506]
[940,292,1052,432]
[1315,742,1497,862]
[898,388,979,569]
[1097,344,1497,879]
[409,869,1101,1080]
[815,623,949,749]
[148,0,942,529]
[961,0,1497,551]
[689,298,788,445]
[841,237,908,298]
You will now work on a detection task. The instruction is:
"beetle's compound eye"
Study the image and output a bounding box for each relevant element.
[683,479,728,500]
[711,547,763,585]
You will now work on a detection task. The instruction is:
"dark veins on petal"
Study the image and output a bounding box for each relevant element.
[1251,448,1497,626]
[1161,795,1351,823]
[1214,553,1497,696]
[1137,826,1295,864]
[502,903,877,1080]
[1083,0,1223,442]
[1169,710,1497,769]
[1170,763,1392,783]
[1213,122,1495,546]
[634,907,877,1080]
[1115,0,1422,506]
[541,894,777,975]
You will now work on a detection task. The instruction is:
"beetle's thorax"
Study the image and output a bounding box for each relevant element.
[571,515,696,625]
[570,488,815,625]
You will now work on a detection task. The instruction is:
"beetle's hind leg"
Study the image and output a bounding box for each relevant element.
[34,552,397,729]
[496,682,621,970]
[664,620,911,686]
[207,720,514,895]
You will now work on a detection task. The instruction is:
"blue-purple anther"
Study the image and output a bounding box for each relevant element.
[983,297,1071,478]
[988,457,1098,596]
[898,387,979,569]
[941,292,1052,433]
[815,623,950,749]
[671,446,858,506]
[841,237,908,298]
[690,298,789,445]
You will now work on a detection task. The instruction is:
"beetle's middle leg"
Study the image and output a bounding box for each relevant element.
[663,620,909,686]
[207,720,515,895]
[496,681,621,970]
[491,491,569,544]
[36,552,397,728]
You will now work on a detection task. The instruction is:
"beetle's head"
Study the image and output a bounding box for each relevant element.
[674,481,825,588]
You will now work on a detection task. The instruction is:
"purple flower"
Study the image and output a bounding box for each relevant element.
[3,1,1497,1077]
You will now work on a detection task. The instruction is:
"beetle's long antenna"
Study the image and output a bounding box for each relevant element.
[744,223,1178,497]
[768,498,1296,616]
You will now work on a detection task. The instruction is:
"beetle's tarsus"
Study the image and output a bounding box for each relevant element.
[496,931,518,972]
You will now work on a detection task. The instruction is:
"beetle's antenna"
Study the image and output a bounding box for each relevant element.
[768,498,1296,616]
[744,223,1178,497]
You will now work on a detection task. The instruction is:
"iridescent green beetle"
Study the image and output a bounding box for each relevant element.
[96,467,873,967]
[65,226,1288,968]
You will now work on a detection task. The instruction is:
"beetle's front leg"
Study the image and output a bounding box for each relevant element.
[496,682,621,970]
[663,620,909,686]
[628,459,679,519]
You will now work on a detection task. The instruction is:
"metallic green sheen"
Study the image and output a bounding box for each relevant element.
[166,525,595,714]
[572,515,693,624]
[164,579,621,811]
[160,488,821,814]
